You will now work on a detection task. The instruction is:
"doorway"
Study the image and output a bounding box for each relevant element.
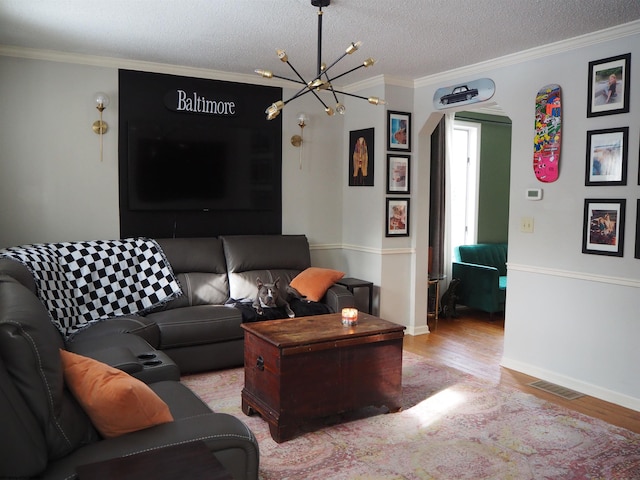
[428,109,512,316]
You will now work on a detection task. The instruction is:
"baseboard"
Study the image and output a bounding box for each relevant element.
[501,356,640,413]
[406,325,430,336]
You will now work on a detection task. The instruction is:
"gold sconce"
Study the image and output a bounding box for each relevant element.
[291,113,308,169]
[92,92,110,161]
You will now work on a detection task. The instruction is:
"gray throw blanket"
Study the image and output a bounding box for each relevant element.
[0,238,182,338]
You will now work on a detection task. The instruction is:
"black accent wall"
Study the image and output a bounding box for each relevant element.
[118,69,283,238]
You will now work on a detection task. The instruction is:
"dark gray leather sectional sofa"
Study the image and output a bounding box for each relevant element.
[0,234,354,479]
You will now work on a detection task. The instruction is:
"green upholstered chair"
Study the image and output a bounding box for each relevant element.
[452,243,507,315]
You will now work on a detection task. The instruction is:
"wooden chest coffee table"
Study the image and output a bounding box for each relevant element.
[241,312,405,443]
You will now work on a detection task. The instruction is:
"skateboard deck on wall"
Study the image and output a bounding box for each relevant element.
[533,84,562,182]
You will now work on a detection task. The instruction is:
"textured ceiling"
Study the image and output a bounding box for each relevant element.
[1,0,639,84]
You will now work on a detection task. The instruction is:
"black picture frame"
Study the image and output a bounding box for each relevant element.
[582,198,626,257]
[386,154,411,194]
[387,111,411,152]
[385,197,410,237]
[587,53,631,117]
[349,128,375,186]
[585,127,628,186]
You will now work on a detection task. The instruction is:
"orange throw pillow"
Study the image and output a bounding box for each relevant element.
[59,349,173,438]
[289,267,345,302]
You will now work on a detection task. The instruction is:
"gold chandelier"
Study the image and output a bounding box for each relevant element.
[255,0,386,120]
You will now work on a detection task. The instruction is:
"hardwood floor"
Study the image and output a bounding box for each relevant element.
[403,308,640,434]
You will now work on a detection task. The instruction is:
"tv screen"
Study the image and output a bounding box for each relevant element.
[127,122,277,211]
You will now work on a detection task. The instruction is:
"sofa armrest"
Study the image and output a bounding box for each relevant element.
[43,414,259,480]
[322,284,356,313]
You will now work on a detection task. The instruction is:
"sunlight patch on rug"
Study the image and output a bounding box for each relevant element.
[405,386,466,427]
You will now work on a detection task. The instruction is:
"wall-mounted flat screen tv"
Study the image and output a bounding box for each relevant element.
[126,122,277,211]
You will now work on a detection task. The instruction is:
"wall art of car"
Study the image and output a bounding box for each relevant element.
[440,85,479,104]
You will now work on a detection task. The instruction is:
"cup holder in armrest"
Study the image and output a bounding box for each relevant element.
[132,350,180,382]
[143,359,163,366]
[137,353,157,360]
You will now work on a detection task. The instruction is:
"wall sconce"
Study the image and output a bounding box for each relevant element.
[92,92,110,161]
[291,113,308,170]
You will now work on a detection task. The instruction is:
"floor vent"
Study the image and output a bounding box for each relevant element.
[528,380,584,400]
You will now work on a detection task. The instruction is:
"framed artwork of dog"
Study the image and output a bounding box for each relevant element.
[349,128,375,186]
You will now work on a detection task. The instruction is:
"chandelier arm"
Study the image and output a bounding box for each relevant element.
[328,90,373,101]
[271,74,307,85]
[322,73,340,104]
[326,63,367,83]
[285,85,331,110]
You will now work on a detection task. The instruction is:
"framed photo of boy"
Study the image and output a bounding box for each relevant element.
[582,198,626,257]
[585,127,628,186]
[587,53,631,117]
[387,111,411,152]
[349,128,374,186]
[386,154,411,194]
[386,198,410,237]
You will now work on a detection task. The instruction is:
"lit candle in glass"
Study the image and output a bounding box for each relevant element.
[341,307,358,326]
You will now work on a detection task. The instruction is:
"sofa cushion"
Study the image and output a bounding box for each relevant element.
[146,305,243,349]
[289,267,345,302]
[221,235,312,302]
[60,350,174,438]
[0,275,98,462]
[156,238,230,308]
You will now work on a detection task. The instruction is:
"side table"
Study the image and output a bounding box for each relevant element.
[336,277,374,314]
[428,274,446,329]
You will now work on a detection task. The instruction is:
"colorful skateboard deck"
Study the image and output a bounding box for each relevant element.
[533,84,562,182]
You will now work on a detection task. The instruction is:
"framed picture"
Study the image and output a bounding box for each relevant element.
[387,111,411,152]
[582,199,626,257]
[587,53,631,117]
[585,127,628,186]
[636,200,640,260]
[386,197,410,237]
[386,154,411,194]
[349,128,374,186]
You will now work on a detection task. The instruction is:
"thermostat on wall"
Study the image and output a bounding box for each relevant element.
[526,188,542,200]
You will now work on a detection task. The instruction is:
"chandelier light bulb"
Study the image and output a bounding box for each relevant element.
[346,41,362,54]
[335,103,346,115]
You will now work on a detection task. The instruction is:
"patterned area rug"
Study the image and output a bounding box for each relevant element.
[182,352,640,479]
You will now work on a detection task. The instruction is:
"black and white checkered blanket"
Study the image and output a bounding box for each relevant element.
[0,238,182,338]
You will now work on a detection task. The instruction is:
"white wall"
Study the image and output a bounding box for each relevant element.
[0,57,120,245]
[413,22,640,410]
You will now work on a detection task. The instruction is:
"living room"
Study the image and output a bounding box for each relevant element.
[0,0,639,447]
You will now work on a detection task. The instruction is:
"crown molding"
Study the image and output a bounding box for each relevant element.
[414,19,640,88]
[0,44,271,86]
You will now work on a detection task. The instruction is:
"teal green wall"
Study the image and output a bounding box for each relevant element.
[456,111,512,244]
